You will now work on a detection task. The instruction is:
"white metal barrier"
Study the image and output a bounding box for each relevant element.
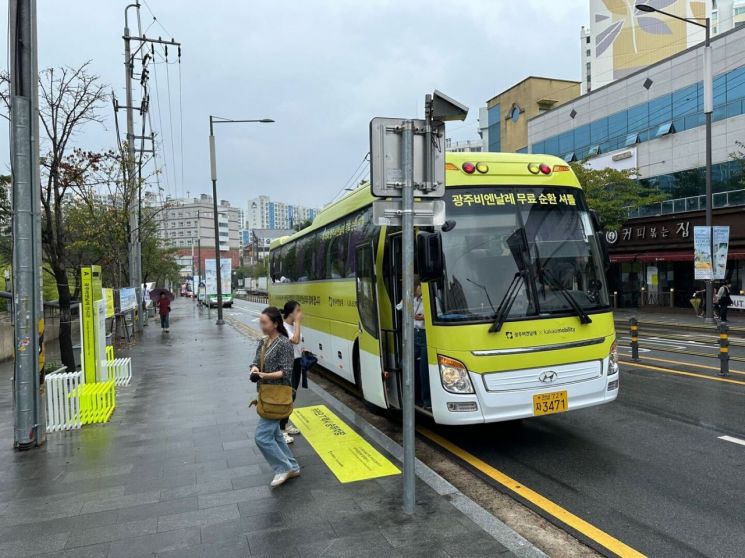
[105,357,132,386]
[45,368,82,432]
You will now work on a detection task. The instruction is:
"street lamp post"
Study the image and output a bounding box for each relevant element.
[208,116,274,325]
[636,5,714,322]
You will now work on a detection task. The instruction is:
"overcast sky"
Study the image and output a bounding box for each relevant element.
[1,0,586,211]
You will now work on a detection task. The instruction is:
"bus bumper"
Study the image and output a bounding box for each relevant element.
[431,357,619,425]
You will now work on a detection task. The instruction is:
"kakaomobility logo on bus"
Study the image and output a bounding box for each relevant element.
[542,326,576,335]
[505,326,576,339]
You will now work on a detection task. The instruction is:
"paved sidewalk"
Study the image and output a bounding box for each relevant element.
[0,300,535,557]
[613,306,745,331]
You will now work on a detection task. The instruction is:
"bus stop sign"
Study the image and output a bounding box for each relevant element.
[369,117,445,198]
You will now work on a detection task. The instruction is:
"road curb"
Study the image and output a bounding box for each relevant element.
[226,311,548,558]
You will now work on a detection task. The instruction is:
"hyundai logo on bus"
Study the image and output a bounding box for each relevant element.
[538,371,558,383]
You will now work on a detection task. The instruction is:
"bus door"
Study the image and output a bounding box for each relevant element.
[379,232,404,410]
[354,242,390,410]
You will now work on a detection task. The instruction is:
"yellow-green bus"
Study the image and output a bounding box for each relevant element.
[269,152,619,425]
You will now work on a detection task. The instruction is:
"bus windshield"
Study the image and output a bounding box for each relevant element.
[433,186,610,324]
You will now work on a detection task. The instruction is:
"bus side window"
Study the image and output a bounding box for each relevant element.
[329,234,347,279]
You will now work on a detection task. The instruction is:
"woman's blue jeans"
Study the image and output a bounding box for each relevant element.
[255,416,299,474]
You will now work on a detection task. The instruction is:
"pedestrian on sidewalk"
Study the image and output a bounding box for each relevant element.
[717,280,733,323]
[158,292,171,332]
[280,300,304,444]
[250,306,300,488]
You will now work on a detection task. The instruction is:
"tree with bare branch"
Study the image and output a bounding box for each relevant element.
[1,62,108,370]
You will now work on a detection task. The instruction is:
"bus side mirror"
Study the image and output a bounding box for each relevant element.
[590,210,611,271]
[417,232,443,281]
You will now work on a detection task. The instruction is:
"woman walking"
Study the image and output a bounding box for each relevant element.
[280,300,303,443]
[250,307,300,487]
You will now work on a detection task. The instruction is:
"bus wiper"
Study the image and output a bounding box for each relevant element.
[489,271,525,333]
[542,268,592,325]
[466,277,496,315]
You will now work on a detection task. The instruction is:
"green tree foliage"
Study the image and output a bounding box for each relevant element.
[570,162,668,231]
[293,218,313,232]
[0,175,10,263]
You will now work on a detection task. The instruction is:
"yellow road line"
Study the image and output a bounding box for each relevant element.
[620,360,745,386]
[417,427,645,558]
[635,355,745,376]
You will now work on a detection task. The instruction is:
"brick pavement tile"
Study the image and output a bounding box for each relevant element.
[62,463,134,483]
[108,526,202,558]
[156,539,251,558]
[123,471,197,495]
[116,496,199,522]
[199,512,286,544]
[295,529,396,558]
[65,517,157,548]
[160,478,233,501]
[246,523,337,556]
[0,532,69,558]
[157,503,240,532]
[196,464,262,484]
[0,509,120,542]
[80,490,161,514]
[36,542,111,558]
[198,485,272,509]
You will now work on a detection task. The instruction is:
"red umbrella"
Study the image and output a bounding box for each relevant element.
[149,287,175,302]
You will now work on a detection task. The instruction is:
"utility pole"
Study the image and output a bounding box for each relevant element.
[118,2,180,332]
[123,3,142,332]
[10,0,46,449]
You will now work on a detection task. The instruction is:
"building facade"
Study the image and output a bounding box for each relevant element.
[444,138,483,152]
[581,0,745,93]
[486,77,581,153]
[158,194,241,277]
[245,228,295,263]
[246,195,317,231]
[530,24,745,307]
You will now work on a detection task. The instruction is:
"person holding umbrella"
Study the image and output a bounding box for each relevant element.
[158,292,171,332]
[149,288,175,333]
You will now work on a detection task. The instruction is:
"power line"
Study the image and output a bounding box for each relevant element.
[177,49,185,204]
[164,48,179,198]
[150,48,172,199]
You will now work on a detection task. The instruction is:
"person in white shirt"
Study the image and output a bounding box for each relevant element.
[396,280,431,409]
[280,300,304,442]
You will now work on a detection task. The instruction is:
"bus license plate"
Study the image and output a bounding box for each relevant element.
[533,391,568,416]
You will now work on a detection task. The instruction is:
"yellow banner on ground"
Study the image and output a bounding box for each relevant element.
[291,404,400,483]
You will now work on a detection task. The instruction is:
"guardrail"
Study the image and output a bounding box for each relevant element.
[106,357,132,386]
[237,293,268,305]
[45,367,82,431]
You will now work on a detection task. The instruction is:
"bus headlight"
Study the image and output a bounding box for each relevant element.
[438,355,474,394]
[608,340,619,376]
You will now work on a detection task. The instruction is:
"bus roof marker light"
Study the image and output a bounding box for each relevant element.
[528,163,540,174]
[475,162,489,174]
[539,163,551,175]
[462,162,476,174]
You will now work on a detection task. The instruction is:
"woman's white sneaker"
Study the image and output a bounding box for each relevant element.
[286,424,301,436]
[283,432,295,444]
[270,472,290,487]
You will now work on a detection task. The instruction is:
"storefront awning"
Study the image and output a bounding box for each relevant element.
[610,248,745,263]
